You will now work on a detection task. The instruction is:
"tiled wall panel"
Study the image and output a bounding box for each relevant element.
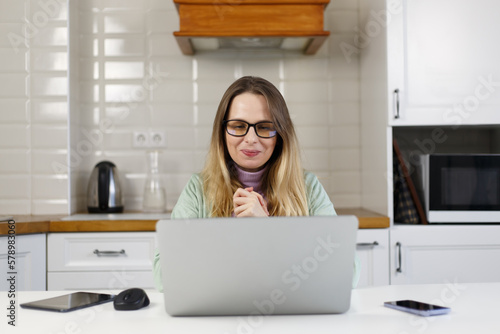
[1,0,362,214]
[0,0,69,215]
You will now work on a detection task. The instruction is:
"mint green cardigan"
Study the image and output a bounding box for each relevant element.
[153,172,361,290]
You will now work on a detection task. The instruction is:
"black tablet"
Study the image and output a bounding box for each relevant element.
[20,292,115,312]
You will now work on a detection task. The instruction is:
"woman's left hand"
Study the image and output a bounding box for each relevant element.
[233,187,269,217]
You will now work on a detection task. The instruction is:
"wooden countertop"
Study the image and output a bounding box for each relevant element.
[0,208,389,235]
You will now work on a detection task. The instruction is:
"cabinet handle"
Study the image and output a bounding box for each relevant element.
[393,89,400,119]
[356,241,379,247]
[93,249,126,256]
[396,242,402,273]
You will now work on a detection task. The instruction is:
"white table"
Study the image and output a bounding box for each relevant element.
[2,283,499,334]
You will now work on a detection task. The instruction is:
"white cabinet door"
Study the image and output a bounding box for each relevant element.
[0,234,46,291]
[356,229,390,287]
[390,225,500,284]
[388,0,500,126]
[47,232,156,290]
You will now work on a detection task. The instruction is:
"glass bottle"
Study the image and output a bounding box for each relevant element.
[142,150,166,213]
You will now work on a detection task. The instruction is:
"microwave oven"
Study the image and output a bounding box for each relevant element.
[412,154,500,223]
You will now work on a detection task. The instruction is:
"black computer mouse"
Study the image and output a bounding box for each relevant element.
[113,288,150,311]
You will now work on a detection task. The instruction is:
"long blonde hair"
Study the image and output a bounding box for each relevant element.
[201,76,308,217]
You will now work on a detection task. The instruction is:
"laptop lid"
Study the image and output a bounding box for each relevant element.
[156,215,358,316]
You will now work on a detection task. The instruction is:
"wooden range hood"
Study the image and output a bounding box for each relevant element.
[173,0,331,55]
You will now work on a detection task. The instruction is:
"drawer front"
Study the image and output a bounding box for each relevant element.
[47,271,154,291]
[48,232,156,271]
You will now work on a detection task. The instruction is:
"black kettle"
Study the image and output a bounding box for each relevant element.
[87,161,124,213]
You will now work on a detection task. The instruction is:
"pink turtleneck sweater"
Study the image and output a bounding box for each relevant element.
[235,165,266,198]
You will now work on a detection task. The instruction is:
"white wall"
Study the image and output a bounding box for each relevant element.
[0,0,362,215]
[0,0,69,214]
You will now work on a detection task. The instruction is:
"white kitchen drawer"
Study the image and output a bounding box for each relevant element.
[48,232,156,272]
[47,271,154,291]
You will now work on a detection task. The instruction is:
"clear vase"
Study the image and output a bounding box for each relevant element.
[142,150,166,213]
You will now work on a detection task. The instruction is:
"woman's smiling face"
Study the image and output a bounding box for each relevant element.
[225,92,277,172]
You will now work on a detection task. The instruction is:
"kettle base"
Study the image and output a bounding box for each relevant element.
[88,206,124,214]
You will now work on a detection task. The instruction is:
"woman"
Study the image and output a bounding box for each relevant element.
[153,76,359,290]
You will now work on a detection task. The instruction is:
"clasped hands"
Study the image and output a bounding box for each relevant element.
[233,187,269,217]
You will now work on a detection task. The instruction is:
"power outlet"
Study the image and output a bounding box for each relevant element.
[150,131,166,147]
[132,131,167,148]
[133,131,149,147]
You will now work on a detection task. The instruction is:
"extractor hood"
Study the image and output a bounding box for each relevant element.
[173,0,331,55]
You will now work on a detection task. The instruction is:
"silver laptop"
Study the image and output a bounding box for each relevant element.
[156,215,358,316]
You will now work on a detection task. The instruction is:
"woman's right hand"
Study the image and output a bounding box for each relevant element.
[233,187,269,217]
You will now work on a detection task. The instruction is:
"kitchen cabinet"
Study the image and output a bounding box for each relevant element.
[360,0,500,220]
[356,229,390,287]
[47,232,156,290]
[0,234,46,291]
[390,225,500,284]
[387,0,500,126]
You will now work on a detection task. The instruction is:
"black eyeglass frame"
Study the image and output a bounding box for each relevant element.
[223,119,277,138]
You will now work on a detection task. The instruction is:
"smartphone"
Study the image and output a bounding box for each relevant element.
[20,292,115,313]
[384,300,451,317]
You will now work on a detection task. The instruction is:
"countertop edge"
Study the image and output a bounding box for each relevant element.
[0,208,390,235]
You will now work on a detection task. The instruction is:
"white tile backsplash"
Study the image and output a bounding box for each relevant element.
[330,125,361,148]
[104,61,144,79]
[0,125,29,148]
[104,37,145,57]
[154,57,193,79]
[302,148,331,172]
[147,9,177,34]
[31,175,68,199]
[0,23,26,48]
[331,171,362,194]
[31,100,68,123]
[105,83,146,103]
[330,148,361,171]
[296,126,330,149]
[0,200,30,215]
[326,10,359,33]
[29,0,68,21]
[31,49,68,72]
[152,80,194,103]
[151,103,194,126]
[0,74,27,97]
[283,58,329,80]
[31,125,68,148]
[0,175,30,198]
[31,199,68,215]
[149,34,183,57]
[0,99,29,122]
[0,48,26,71]
[0,0,25,22]
[31,149,68,174]
[104,12,144,34]
[289,103,330,126]
[284,80,331,103]
[0,150,29,173]
[31,75,68,97]
[330,102,360,125]
[32,26,68,47]
[0,0,362,215]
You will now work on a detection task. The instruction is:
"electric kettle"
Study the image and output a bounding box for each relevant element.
[87,161,124,213]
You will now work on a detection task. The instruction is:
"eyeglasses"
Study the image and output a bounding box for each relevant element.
[223,120,277,138]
